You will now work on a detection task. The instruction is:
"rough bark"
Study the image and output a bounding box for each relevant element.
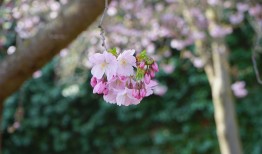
[0,0,110,103]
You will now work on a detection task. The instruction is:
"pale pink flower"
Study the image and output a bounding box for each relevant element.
[33,70,42,78]
[108,76,127,90]
[90,77,98,87]
[208,0,219,6]
[93,81,107,94]
[237,3,249,12]
[116,88,141,106]
[103,88,118,104]
[145,80,158,96]
[117,49,136,76]
[249,5,262,17]
[103,76,128,104]
[152,62,159,72]
[193,58,204,68]
[209,25,232,38]
[229,13,244,25]
[170,39,186,50]
[89,52,117,80]
[154,84,168,96]
[231,81,248,98]
[161,63,175,74]
[144,73,151,84]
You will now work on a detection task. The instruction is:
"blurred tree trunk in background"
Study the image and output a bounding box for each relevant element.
[205,22,243,154]
[210,40,242,154]
[206,7,243,154]
[181,1,243,153]
[0,0,110,103]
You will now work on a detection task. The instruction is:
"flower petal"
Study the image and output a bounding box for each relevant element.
[91,64,105,79]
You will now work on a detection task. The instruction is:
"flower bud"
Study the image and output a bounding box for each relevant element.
[140,89,146,98]
[152,62,159,72]
[150,70,155,78]
[132,89,139,98]
[144,73,151,84]
[90,76,97,87]
[139,61,145,68]
[93,82,106,94]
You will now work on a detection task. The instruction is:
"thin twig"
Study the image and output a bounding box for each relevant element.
[252,53,262,84]
[98,0,109,51]
[251,18,262,85]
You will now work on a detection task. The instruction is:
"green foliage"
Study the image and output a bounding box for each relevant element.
[2,54,220,154]
[108,48,118,57]
[135,67,145,80]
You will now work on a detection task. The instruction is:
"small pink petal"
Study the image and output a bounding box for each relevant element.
[144,73,151,84]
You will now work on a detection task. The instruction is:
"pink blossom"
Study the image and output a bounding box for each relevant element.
[93,81,107,94]
[193,58,204,68]
[132,89,140,99]
[144,73,151,84]
[161,63,175,74]
[231,81,248,98]
[139,61,145,68]
[170,39,186,50]
[108,76,127,90]
[89,49,158,106]
[145,80,158,96]
[117,49,136,76]
[33,70,42,78]
[116,88,141,106]
[90,77,98,88]
[149,70,155,78]
[103,88,118,104]
[209,25,232,38]
[154,84,168,96]
[140,89,146,98]
[208,0,219,6]
[237,3,249,12]
[103,76,128,104]
[249,5,262,17]
[229,13,244,25]
[89,52,118,80]
[152,62,159,72]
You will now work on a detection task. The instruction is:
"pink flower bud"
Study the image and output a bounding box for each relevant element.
[150,70,155,78]
[132,89,139,98]
[90,76,97,87]
[144,73,151,84]
[139,61,145,68]
[93,82,106,94]
[152,62,159,72]
[140,89,146,98]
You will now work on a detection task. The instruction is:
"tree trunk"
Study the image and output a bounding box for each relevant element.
[181,2,243,153]
[210,40,242,154]
[0,0,111,103]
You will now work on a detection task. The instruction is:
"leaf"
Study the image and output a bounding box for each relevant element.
[108,47,118,56]
[136,67,145,80]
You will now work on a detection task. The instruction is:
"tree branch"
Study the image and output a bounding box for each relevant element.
[0,0,111,103]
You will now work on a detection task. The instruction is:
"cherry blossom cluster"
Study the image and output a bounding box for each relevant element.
[89,49,159,106]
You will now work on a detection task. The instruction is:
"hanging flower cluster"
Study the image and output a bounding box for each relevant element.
[89,49,158,106]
